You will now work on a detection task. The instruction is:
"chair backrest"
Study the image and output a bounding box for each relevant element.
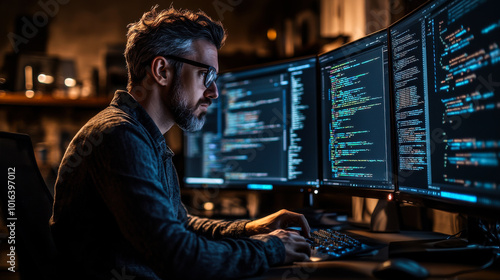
[0,131,57,279]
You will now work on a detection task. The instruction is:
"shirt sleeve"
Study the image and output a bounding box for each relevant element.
[185,212,250,239]
[91,124,285,279]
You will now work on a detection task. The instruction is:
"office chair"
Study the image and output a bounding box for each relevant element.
[0,131,57,279]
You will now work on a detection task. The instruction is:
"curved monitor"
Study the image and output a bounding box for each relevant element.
[390,0,500,217]
[184,56,320,190]
[318,29,395,198]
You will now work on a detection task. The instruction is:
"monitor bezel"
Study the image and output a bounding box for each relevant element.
[183,55,321,190]
[317,28,396,199]
[397,191,500,220]
[388,0,500,218]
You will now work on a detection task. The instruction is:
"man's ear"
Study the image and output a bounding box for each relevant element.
[150,56,172,86]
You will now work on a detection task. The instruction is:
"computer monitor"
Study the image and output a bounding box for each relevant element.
[184,56,320,190]
[390,0,500,218]
[183,97,225,187]
[318,29,395,198]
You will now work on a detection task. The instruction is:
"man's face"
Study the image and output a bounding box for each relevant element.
[167,40,219,132]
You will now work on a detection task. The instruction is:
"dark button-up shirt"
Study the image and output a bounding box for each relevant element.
[50,91,285,279]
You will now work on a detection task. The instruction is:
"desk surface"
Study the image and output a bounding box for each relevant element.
[249,230,500,279]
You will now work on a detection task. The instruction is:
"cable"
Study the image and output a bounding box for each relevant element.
[446,230,466,240]
[430,248,500,278]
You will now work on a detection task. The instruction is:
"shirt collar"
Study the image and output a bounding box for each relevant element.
[110,90,174,158]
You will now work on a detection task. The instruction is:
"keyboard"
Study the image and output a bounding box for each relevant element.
[308,228,379,261]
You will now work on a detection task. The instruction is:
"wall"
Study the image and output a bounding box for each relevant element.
[0,0,326,186]
[0,0,304,92]
[0,0,432,219]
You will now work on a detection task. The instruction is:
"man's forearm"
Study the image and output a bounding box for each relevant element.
[186,214,250,239]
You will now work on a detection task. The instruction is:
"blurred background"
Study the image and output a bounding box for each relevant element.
[0,0,430,219]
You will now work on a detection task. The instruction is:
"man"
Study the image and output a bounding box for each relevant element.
[50,6,311,279]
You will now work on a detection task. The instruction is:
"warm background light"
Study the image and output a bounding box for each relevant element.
[38,74,54,84]
[267,28,277,41]
[203,202,215,211]
[25,90,35,98]
[64,78,77,87]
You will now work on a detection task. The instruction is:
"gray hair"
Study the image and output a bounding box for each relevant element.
[124,6,226,91]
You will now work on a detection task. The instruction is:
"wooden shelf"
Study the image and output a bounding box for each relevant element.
[0,93,111,108]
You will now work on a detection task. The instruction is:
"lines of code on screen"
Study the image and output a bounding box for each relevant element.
[320,34,393,189]
[426,0,500,193]
[219,61,319,185]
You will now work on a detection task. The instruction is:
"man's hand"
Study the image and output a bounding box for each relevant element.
[268,229,311,263]
[245,209,311,238]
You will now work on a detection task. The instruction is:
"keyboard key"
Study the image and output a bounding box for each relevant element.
[309,228,379,261]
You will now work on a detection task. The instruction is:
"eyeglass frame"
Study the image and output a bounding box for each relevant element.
[163,55,218,89]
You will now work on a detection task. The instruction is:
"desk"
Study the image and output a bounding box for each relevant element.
[248,230,500,279]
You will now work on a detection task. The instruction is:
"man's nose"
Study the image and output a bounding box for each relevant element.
[205,82,219,99]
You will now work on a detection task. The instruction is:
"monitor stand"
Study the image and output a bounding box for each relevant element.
[388,216,500,264]
[466,216,500,246]
[295,188,325,227]
[370,199,400,232]
[294,187,349,227]
[348,197,401,232]
[388,238,498,264]
[296,191,402,229]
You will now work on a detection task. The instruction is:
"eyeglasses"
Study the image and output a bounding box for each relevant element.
[164,55,218,89]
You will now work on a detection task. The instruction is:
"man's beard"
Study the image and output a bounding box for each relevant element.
[169,78,209,132]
